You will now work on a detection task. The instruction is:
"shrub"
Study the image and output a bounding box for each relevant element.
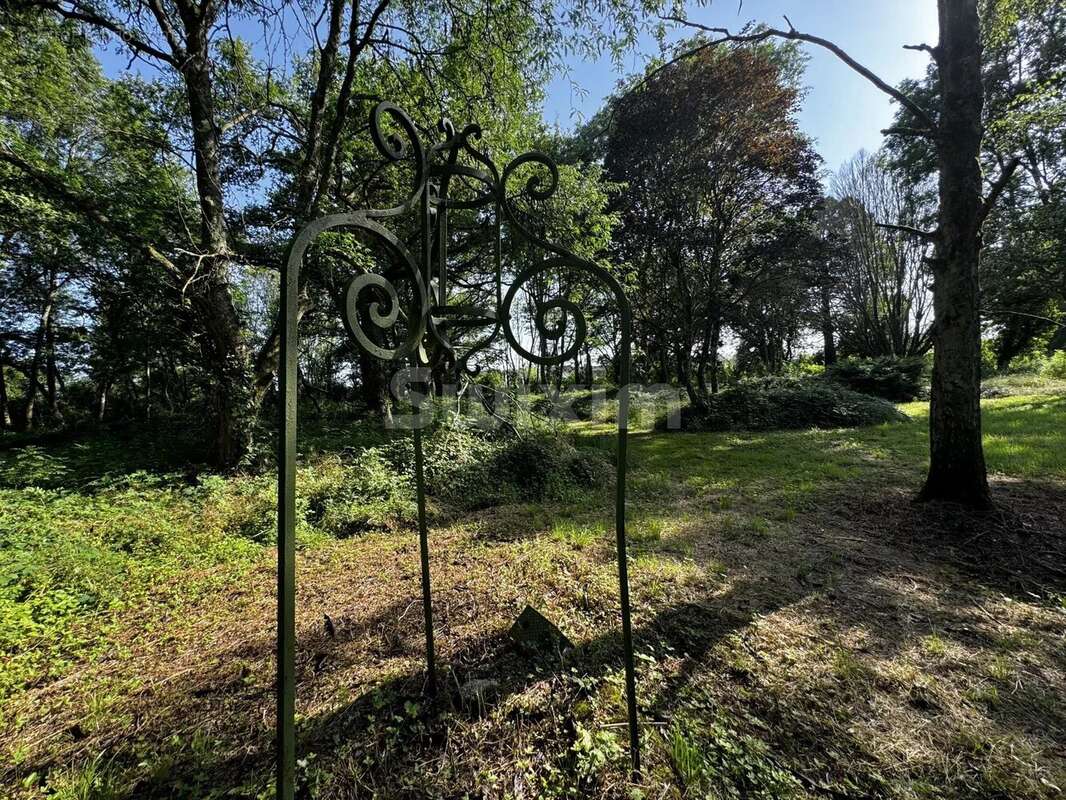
[828,356,926,401]
[981,339,999,378]
[347,424,613,511]
[1042,350,1066,379]
[659,377,907,433]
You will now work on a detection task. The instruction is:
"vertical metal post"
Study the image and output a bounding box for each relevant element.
[277,259,297,800]
[437,194,448,306]
[418,175,438,696]
[615,335,640,776]
[412,425,437,695]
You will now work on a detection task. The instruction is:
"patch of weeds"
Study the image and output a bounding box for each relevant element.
[0,446,71,488]
[921,633,948,658]
[965,682,1001,709]
[986,655,1013,682]
[551,520,602,550]
[42,752,126,800]
[748,517,771,537]
[629,472,683,503]
[664,714,803,799]
[832,649,872,686]
[992,629,1037,653]
[83,690,119,733]
[630,516,665,546]
[572,723,624,781]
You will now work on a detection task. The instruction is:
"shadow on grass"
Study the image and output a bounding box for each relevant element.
[7,458,1065,799]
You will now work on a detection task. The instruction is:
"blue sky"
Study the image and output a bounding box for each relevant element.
[545,0,940,174]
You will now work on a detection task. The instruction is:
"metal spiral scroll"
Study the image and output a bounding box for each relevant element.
[277,101,639,800]
[285,104,431,364]
[495,149,631,371]
[295,100,628,374]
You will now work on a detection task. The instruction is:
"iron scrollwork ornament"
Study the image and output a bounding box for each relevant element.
[276,102,639,800]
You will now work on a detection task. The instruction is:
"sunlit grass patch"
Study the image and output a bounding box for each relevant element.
[550,519,602,549]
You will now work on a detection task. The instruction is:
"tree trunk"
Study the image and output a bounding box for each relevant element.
[820,282,837,366]
[0,349,9,430]
[96,375,109,425]
[45,309,59,423]
[196,273,254,467]
[180,11,254,468]
[709,320,721,394]
[920,0,991,506]
[25,293,55,430]
[695,322,711,396]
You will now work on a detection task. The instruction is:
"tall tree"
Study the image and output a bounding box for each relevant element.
[830,152,934,359]
[6,0,567,464]
[603,42,820,398]
[666,1,1026,506]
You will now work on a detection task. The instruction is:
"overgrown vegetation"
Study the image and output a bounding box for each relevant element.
[2,392,1064,798]
[0,421,612,704]
[827,356,926,401]
[660,377,908,433]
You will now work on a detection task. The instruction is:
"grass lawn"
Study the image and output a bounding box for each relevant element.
[1,394,1064,798]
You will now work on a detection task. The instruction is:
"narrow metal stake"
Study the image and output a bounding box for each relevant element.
[277,259,297,800]
[614,382,640,777]
[412,425,438,695]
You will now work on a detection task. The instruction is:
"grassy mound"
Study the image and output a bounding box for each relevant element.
[660,377,908,432]
[828,356,926,401]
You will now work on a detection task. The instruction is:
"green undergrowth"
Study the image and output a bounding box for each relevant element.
[2,392,1065,797]
[661,377,908,433]
[0,475,260,702]
[0,421,612,702]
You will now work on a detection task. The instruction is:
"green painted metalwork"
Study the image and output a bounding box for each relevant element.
[278,102,638,799]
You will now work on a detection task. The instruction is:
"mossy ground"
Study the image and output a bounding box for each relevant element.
[2,394,1064,798]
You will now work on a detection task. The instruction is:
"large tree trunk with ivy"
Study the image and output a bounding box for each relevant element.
[181,5,254,468]
[919,0,990,506]
[25,283,56,429]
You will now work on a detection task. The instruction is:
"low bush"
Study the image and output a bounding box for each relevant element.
[381,424,612,509]
[828,356,926,401]
[1042,350,1066,379]
[659,377,907,433]
[530,387,680,428]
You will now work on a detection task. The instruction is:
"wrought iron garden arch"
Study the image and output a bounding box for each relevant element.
[276,101,638,799]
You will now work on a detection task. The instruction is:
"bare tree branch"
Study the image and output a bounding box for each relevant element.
[876,221,939,242]
[981,308,1066,330]
[881,125,936,139]
[22,0,177,64]
[660,15,938,132]
[144,0,186,60]
[978,157,1022,226]
[903,43,939,57]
